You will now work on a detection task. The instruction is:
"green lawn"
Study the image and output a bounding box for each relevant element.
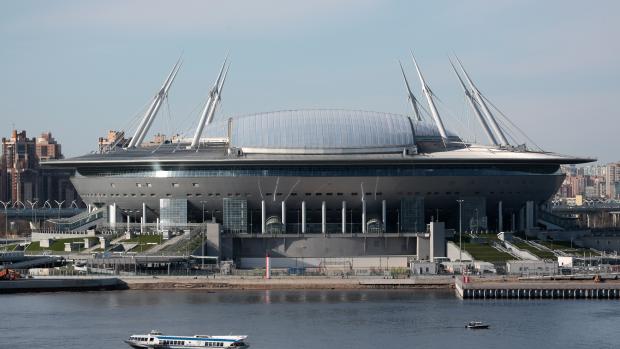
[537,240,600,256]
[474,233,501,241]
[0,244,17,251]
[462,243,515,262]
[26,237,98,252]
[122,235,162,244]
[512,241,556,259]
[121,234,162,252]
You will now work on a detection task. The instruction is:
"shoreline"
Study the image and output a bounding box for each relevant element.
[118,275,455,290]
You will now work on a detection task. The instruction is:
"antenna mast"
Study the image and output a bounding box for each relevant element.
[455,57,509,146]
[128,57,182,148]
[190,56,230,149]
[449,58,498,146]
[399,61,422,121]
[410,53,449,144]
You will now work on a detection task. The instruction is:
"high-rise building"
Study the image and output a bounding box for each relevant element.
[1,130,79,204]
[98,130,127,153]
[605,163,620,199]
[36,132,62,161]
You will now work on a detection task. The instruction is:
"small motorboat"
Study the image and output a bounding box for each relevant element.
[466,321,489,329]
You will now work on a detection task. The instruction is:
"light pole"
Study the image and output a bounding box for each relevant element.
[27,200,38,226]
[54,200,65,219]
[0,201,10,245]
[457,199,464,265]
[43,200,51,223]
[200,200,208,269]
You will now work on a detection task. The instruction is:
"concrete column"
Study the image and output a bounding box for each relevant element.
[525,201,535,231]
[321,201,326,234]
[142,202,147,225]
[382,199,387,232]
[362,199,367,234]
[281,201,286,228]
[261,200,266,234]
[156,218,160,231]
[301,201,306,234]
[140,217,144,234]
[108,203,117,229]
[498,201,503,232]
[88,204,93,213]
[126,214,130,232]
[341,201,347,234]
[511,213,516,232]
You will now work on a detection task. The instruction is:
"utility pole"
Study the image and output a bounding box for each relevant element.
[0,201,10,246]
[457,200,464,265]
[200,200,207,270]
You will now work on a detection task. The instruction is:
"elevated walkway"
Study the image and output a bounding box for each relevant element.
[46,208,105,232]
[537,209,580,231]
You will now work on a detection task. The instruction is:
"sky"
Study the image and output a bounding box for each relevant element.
[0,1,618,162]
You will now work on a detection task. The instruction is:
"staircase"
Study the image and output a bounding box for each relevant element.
[47,209,105,231]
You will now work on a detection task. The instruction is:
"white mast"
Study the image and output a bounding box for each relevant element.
[410,53,449,143]
[455,57,509,146]
[128,58,182,148]
[449,59,498,146]
[399,61,422,121]
[190,56,229,149]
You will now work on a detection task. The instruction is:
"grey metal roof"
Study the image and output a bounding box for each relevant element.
[203,109,457,152]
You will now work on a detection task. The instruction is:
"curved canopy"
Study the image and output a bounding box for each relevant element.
[204,109,458,154]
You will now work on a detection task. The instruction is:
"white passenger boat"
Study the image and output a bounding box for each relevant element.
[124,330,249,348]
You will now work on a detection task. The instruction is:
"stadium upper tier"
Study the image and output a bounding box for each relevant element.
[48,108,591,167]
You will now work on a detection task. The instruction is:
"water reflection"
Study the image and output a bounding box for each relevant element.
[2,289,619,349]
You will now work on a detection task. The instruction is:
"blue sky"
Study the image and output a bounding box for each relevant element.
[1,1,618,162]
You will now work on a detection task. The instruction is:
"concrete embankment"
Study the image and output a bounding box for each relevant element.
[120,276,455,290]
[0,277,127,293]
[456,278,620,299]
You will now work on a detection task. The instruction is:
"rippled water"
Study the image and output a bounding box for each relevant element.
[2,289,619,349]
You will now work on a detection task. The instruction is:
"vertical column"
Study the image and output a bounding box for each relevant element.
[281,201,286,232]
[511,213,516,232]
[109,203,117,229]
[361,199,367,234]
[498,200,503,232]
[156,217,160,231]
[301,201,306,234]
[126,213,130,232]
[142,202,146,233]
[321,201,326,234]
[261,200,266,234]
[341,201,347,234]
[142,202,147,223]
[382,199,387,233]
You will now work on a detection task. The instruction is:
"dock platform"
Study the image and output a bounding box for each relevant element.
[456,277,620,300]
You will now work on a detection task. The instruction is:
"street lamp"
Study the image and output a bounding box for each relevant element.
[54,200,65,219]
[200,200,208,269]
[0,201,10,245]
[456,199,464,265]
[27,200,38,225]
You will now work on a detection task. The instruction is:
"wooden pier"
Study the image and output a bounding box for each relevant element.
[456,278,620,300]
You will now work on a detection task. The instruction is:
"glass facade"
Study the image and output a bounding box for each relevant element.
[461,196,488,232]
[400,197,425,233]
[223,198,248,234]
[77,164,561,178]
[159,198,187,229]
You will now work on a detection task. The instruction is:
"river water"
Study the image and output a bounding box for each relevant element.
[2,289,619,349]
